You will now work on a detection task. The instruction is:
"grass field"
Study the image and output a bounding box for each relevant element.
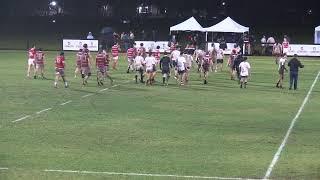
[0,50,320,180]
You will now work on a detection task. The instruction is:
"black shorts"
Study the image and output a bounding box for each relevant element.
[178,70,185,75]
[162,69,170,74]
[172,61,177,67]
[202,65,209,72]
[217,59,223,64]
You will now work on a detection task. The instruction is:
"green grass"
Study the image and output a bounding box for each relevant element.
[0,50,320,180]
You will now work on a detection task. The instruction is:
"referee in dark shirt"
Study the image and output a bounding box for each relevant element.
[288,54,304,90]
[160,51,172,85]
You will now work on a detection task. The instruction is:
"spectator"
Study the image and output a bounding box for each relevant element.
[87,32,94,39]
[266,36,275,55]
[288,54,304,90]
[261,35,266,55]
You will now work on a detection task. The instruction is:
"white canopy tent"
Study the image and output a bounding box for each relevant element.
[170,17,204,32]
[203,17,249,33]
[315,26,320,44]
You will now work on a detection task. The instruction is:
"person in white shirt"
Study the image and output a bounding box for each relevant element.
[216,48,224,72]
[171,48,181,78]
[177,52,187,86]
[133,53,145,83]
[144,51,157,85]
[261,35,266,55]
[276,54,287,88]
[239,57,251,88]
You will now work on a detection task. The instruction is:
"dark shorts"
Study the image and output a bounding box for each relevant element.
[202,65,210,72]
[97,66,106,73]
[172,61,177,67]
[55,68,65,76]
[178,70,185,75]
[217,59,223,64]
[162,69,170,74]
[81,67,91,76]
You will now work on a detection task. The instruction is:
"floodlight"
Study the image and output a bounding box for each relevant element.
[50,1,57,6]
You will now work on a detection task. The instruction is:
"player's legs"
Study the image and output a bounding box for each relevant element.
[74,67,80,78]
[113,56,119,70]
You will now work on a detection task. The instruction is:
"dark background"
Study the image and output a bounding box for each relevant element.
[0,0,319,50]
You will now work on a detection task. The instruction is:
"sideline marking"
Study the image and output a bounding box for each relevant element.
[0,167,9,170]
[60,100,72,106]
[44,169,260,180]
[12,115,31,123]
[263,71,320,179]
[36,108,52,115]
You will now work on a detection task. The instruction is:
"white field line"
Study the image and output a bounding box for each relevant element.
[60,100,72,106]
[36,108,52,115]
[44,169,260,180]
[0,167,9,170]
[81,93,94,98]
[12,115,30,123]
[263,71,320,180]
[99,88,109,92]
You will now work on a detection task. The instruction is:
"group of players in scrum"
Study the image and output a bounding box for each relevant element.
[26,42,252,88]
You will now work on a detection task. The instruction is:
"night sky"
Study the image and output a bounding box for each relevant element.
[0,0,319,26]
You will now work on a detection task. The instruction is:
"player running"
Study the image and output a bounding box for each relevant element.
[34,48,46,79]
[160,51,172,86]
[54,52,68,88]
[171,47,181,79]
[273,42,282,64]
[239,57,251,88]
[145,51,157,86]
[216,47,224,72]
[126,45,136,73]
[176,52,187,86]
[133,52,145,83]
[111,42,120,70]
[80,45,91,86]
[202,52,211,84]
[153,46,161,64]
[276,54,287,88]
[27,46,36,78]
[74,49,83,78]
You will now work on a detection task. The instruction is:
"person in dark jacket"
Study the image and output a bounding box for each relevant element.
[288,54,304,90]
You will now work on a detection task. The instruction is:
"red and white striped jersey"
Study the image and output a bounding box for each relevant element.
[55,56,65,69]
[127,48,135,59]
[111,45,120,57]
[35,51,45,65]
[28,48,36,59]
[96,53,106,68]
[153,49,161,61]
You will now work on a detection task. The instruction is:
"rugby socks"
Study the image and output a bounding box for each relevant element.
[135,75,138,83]
[162,77,165,84]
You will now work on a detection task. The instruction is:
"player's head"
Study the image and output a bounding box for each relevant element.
[38,48,42,51]
[83,44,88,49]
[156,46,160,49]
[140,43,144,47]
[60,51,64,56]
[98,49,103,54]
[294,54,298,58]
[148,50,153,56]
[133,42,136,46]
[164,51,168,56]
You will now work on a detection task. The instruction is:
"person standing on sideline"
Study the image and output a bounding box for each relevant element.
[261,35,267,55]
[276,54,287,89]
[288,54,304,90]
[239,57,251,88]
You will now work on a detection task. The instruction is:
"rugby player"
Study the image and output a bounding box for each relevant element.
[239,57,251,88]
[54,52,68,88]
[276,54,287,88]
[160,51,172,86]
[209,45,217,72]
[216,47,224,72]
[80,45,91,86]
[74,49,83,78]
[138,43,146,58]
[153,45,161,64]
[133,52,145,83]
[27,46,36,78]
[176,52,187,86]
[171,46,181,79]
[96,50,106,86]
[126,44,136,73]
[202,52,211,84]
[145,51,157,86]
[111,42,120,70]
[273,42,282,64]
[34,48,46,79]
[282,37,290,55]
[227,49,237,80]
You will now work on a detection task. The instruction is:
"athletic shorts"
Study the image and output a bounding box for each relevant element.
[202,65,210,72]
[36,64,44,69]
[97,66,106,73]
[55,68,65,76]
[113,56,119,61]
[172,61,177,67]
[28,58,35,65]
[81,67,91,75]
[217,59,223,64]
[162,69,170,74]
[146,68,154,73]
[178,70,185,75]
[135,66,144,72]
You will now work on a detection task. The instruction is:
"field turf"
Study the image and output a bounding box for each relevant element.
[0,50,320,180]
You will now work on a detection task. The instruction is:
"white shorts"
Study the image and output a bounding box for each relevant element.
[28,59,35,66]
[128,58,133,63]
[283,48,289,54]
[113,56,119,61]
